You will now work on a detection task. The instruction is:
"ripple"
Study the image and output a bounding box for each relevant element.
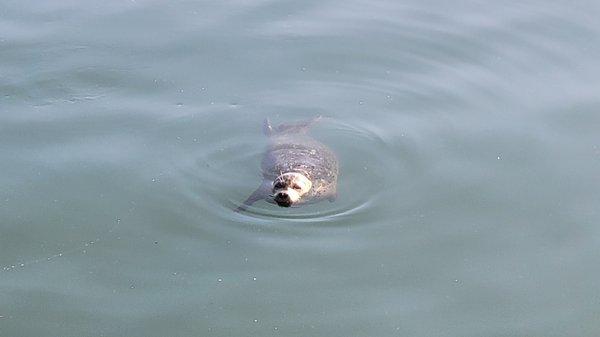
[167,116,400,229]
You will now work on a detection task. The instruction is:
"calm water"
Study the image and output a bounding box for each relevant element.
[2,1,600,336]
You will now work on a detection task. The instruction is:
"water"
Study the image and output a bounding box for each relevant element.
[2,1,600,336]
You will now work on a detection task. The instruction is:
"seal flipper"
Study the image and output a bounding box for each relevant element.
[235,180,271,212]
[263,118,273,137]
[327,191,337,202]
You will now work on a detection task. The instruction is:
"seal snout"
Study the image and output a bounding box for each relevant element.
[274,192,292,207]
[271,172,312,208]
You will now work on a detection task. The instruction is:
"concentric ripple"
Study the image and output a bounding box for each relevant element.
[167,115,405,228]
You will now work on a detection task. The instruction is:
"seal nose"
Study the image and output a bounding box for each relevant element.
[275,192,292,207]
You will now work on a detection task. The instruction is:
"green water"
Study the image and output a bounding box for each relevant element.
[2,1,600,336]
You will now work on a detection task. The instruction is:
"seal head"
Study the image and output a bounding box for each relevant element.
[272,172,312,207]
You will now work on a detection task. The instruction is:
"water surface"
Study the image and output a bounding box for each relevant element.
[2,1,600,336]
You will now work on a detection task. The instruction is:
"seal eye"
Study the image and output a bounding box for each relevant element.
[292,184,302,190]
[274,181,285,189]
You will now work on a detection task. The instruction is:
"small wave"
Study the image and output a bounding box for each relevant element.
[167,116,405,231]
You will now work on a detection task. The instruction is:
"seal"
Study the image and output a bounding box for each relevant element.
[236,117,338,211]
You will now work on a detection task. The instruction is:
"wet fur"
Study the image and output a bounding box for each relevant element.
[236,117,338,212]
